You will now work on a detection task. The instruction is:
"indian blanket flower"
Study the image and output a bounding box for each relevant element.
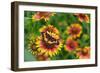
[64,37,78,52]
[36,53,50,61]
[67,23,82,39]
[77,47,90,59]
[32,12,55,21]
[28,34,38,55]
[36,25,62,57]
[75,13,90,23]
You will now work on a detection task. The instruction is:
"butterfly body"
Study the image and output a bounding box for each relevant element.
[41,31,59,45]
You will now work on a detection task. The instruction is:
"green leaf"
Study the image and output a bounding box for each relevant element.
[24,49,36,61]
[67,53,76,59]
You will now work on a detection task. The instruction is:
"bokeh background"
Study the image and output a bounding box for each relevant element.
[24,11,90,61]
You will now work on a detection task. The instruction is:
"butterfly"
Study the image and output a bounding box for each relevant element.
[41,31,59,45]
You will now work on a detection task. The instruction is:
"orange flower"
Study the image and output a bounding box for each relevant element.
[36,25,62,57]
[32,12,55,21]
[67,23,82,39]
[77,47,90,59]
[36,53,49,61]
[75,13,90,23]
[64,37,78,52]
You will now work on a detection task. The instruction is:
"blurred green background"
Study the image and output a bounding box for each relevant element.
[24,11,90,61]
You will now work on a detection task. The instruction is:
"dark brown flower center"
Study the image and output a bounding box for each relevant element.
[31,43,37,51]
[67,41,75,49]
[70,27,80,35]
